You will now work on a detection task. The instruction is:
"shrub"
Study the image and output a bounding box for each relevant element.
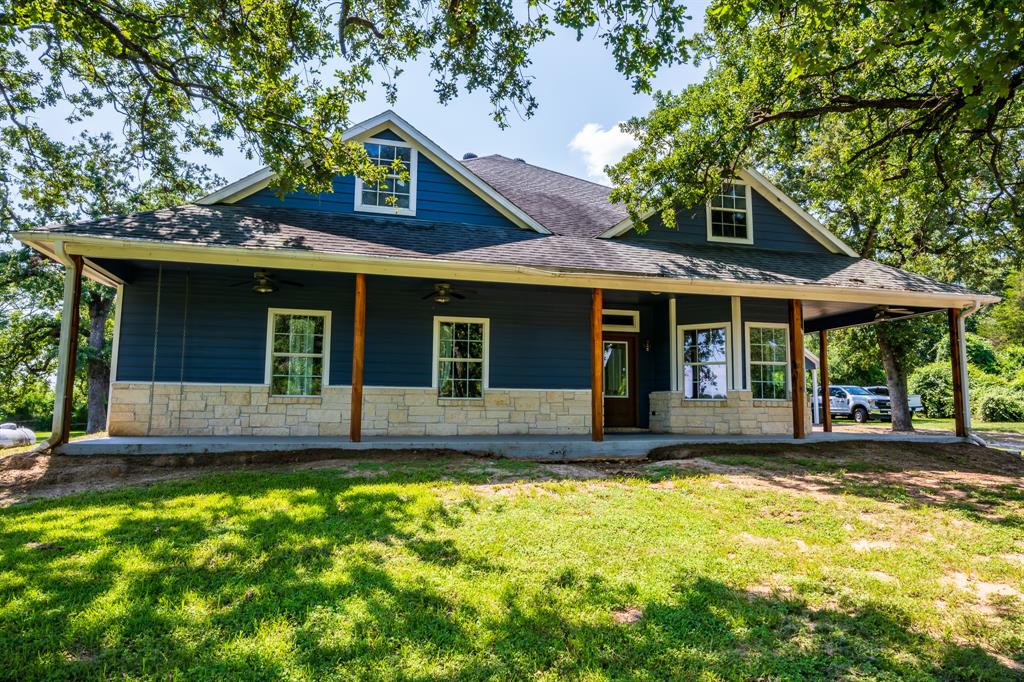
[997,344,1024,376]
[934,332,999,373]
[976,389,1024,422]
[909,363,954,418]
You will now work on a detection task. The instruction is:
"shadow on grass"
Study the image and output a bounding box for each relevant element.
[1,469,1020,680]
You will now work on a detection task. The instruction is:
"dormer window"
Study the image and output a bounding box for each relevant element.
[707,181,753,245]
[354,138,417,216]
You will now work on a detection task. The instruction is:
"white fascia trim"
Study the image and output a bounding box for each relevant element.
[264,307,332,396]
[195,110,551,235]
[597,168,859,257]
[22,233,998,308]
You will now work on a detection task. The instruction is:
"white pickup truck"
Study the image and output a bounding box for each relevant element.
[863,386,925,417]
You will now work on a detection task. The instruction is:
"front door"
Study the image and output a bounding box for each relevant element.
[603,334,638,427]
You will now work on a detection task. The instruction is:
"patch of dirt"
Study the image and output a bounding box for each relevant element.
[866,570,896,583]
[612,606,643,624]
[945,572,1024,602]
[852,539,896,551]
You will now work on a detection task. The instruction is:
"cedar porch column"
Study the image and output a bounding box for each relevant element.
[948,307,968,437]
[53,255,84,444]
[819,329,832,432]
[788,299,807,439]
[350,273,366,442]
[591,288,604,442]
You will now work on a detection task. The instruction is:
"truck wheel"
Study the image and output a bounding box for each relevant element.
[853,406,870,423]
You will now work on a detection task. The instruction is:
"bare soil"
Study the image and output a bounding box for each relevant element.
[1,440,1022,508]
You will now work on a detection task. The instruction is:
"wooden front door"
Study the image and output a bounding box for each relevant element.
[603,333,638,427]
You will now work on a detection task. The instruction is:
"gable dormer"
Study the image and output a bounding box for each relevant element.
[197,111,549,234]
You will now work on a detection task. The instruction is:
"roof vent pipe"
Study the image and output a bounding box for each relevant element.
[462,152,478,160]
[514,157,525,162]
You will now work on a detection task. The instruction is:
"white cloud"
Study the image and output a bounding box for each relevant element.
[568,122,638,185]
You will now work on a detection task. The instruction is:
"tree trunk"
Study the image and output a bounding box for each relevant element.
[85,296,113,433]
[876,328,914,432]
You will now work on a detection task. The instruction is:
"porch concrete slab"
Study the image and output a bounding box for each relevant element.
[55,431,968,461]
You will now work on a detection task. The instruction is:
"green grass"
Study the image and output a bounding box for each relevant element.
[33,430,87,443]
[2,457,1023,680]
[847,418,1024,435]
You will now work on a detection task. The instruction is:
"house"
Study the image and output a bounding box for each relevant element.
[14,111,996,448]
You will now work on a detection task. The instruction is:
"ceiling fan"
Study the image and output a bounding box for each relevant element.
[421,282,475,304]
[874,305,917,320]
[229,270,304,294]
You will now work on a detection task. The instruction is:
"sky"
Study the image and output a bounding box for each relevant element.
[25,4,710,192]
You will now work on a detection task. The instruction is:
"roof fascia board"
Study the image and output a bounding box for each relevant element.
[597,169,859,258]
[19,233,996,309]
[196,110,551,235]
[27,239,122,286]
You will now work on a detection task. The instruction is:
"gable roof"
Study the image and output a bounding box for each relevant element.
[460,155,628,237]
[196,110,552,235]
[598,168,859,257]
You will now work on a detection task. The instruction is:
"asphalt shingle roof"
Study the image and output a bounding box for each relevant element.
[28,203,982,298]
[461,155,628,237]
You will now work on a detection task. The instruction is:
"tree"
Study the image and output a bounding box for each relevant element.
[609,0,1022,430]
[980,268,1024,349]
[0,0,693,208]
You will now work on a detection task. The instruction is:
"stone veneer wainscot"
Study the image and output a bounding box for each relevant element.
[647,390,812,436]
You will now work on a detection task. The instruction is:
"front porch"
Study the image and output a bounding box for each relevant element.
[55,430,968,460]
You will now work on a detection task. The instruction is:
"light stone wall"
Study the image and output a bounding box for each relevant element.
[107,383,591,437]
[648,390,813,436]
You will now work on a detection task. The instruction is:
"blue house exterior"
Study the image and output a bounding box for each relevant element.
[15,111,995,445]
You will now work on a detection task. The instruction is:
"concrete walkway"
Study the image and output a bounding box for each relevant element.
[55,431,968,461]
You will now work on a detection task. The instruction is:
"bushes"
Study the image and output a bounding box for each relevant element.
[976,389,1024,422]
[908,363,954,418]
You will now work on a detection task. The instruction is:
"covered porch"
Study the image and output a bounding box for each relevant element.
[40,252,981,451]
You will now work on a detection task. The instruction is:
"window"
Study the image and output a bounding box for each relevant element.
[603,341,629,397]
[747,324,789,400]
[354,138,417,216]
[601,309,640,332]
[679,324,730,399]
[433,317,488,399]
[266,309,331,396]
[707,181,753,244]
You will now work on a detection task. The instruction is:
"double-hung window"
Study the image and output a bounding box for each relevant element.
[679,325,730,399]
[747,324,790,400]
[707,181,753,244]
[433,317,488,399]
[354,138,417,216]
[266,309,330,396]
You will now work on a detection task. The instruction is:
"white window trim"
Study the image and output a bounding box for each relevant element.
[676,322,731,400]
[354,137,418,217]
[745,322,791,401]
[601,308,640,332]
[431,316,490,399]
[265,307,332,397]
[706,181,754,245]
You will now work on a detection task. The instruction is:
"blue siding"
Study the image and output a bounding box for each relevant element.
[621,188,829,253]
[114,265,590,389]
[677,295,732,325]
[236,128,516,228]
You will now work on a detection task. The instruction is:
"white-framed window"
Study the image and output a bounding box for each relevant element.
[265,308,331,397]
[706,181,753,244]
[678,323,730,399]
[746,322,790,400]
[354,138,418,216]
[601,309,640,332]
[432,316,489,399]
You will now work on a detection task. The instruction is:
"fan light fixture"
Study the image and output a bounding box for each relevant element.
[421,282,476,304]
[228,270,305,294]
[253,275,277,294]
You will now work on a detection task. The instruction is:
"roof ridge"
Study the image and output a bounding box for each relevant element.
[462,155,618,197]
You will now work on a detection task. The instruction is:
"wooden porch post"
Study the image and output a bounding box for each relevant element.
[350,273,366,442]
[788,299,807,439]
[948,307,968,437]
[591,288,604,442]
[819,329,832,432]
[54,255,84,444]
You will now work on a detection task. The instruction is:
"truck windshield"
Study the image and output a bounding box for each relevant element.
[845,386,871,396]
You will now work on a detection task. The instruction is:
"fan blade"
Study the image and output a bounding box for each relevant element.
[228,280,251,287]
[279,279,304,287]
[420,291,436,299]
[450,291,466,299]
[455,288,477,295]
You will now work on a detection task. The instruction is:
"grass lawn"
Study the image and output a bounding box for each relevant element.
[912,419,1024,435]
[2,448,1023,680]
